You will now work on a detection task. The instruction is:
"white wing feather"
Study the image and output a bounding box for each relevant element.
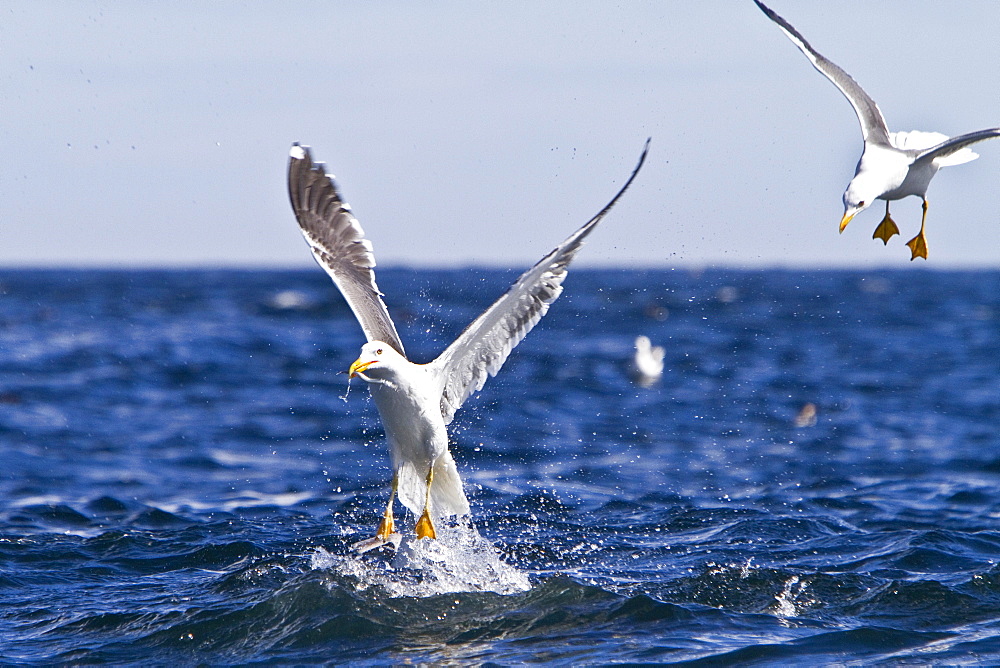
[287,144,407,358]
[754,0,891,146]
[429,139,650,425]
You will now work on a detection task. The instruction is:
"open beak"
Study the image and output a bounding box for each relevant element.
[839,212,855,234]
[349,359,376,378]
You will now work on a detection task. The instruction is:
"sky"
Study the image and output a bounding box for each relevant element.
[2,1,998,269]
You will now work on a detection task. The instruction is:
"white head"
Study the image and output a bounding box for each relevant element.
[840,175,881,233]
[348,341,406,382]
[840,147,897,234]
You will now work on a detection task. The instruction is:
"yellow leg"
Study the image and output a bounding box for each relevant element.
[905,199,929,260]
[872,200,899,245]
[376,472,398,540]
[414,464,437,539]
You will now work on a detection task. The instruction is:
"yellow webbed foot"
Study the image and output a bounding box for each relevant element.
[415,509,436,539]
[376,511,395,541]
[872,216,899,245]
[906,232,928,261]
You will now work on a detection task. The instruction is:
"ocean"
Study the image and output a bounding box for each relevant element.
[2,267,999,664]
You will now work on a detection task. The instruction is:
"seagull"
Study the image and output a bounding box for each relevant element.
[288,140,649,549]
[754,0,1000,260]
[629,335,664,387]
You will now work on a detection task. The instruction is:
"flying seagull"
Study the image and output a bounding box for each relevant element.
[754,0,1000,260]
[288,140,649,549]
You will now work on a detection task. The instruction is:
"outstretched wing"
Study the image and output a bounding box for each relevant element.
[287,144,406,358]
[754,0,891,146]
[915,128,1000,165]
[429,139,650,425]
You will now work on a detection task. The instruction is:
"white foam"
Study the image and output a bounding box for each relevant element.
[311,522,531,597]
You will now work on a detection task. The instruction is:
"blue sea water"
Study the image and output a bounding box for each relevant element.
[2,267,1000,664]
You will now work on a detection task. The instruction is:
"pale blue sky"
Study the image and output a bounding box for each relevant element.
[3,1,998,268]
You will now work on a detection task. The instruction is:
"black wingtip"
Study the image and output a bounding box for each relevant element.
[623,137,652,192]
[638,137,652,169]
[289,142,332,185]
[580,138,651,230]
[752,0,789,35]
[289,142,312,164]
[752,0,776,20]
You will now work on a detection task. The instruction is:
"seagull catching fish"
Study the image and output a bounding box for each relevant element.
[754,0,1000,260]
[288,141,649,550]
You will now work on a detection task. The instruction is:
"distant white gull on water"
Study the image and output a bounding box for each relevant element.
[629,335,664,387]
[288,140,649,551]
[754,0,1000,260]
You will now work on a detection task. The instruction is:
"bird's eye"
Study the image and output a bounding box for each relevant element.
[858,200,865,207]
[375,348,383,355]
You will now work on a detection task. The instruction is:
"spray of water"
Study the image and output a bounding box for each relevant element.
[339,372,352,402]
[311,521,531,597]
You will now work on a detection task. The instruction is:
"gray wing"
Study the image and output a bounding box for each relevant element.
[429,139,650,425]
[754,0,891,146]
[916,128,1000,163]
[287,144,406,358]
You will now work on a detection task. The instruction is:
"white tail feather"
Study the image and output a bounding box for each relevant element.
[395,450,470,520]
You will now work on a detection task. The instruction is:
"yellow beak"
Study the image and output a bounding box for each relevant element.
[839,212,855,233]
[349,358,375,378]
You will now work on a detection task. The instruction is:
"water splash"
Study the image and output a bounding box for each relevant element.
[339,373,353,402]
[772,575,802,618]
[772,575,813,620]
[311,522,531,597]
